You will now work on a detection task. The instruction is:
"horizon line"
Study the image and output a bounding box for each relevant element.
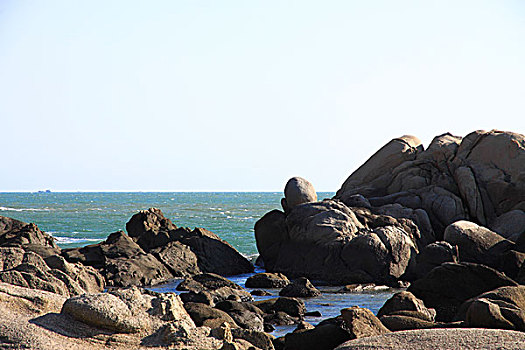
[0,190,336,193]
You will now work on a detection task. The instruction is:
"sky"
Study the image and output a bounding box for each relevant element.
[0,0,524,192]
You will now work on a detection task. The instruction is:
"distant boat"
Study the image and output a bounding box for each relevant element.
[37,190,52,193]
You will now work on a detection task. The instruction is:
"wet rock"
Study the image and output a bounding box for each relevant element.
[183,302,238,329]
[279,277,320,298]
[215,300,265,331]
[245,272,290,289]
[284,316,353,350]
[177,273,254,303]
[377,291,435,321]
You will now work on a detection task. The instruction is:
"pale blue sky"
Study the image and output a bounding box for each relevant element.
[1,1,524,191]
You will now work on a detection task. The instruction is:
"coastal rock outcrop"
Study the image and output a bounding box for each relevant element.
[255,197,420,284]
[0,246,104,297]
[255,130,525,285]
[336,130,525,238]
[407,262,517,322]
[454,285,525,331]
[284,307,389,350]
[0,216,60,256]
[177,273,254,304]
[63,208,253,287]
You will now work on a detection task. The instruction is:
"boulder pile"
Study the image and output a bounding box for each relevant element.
[255,130,525,287]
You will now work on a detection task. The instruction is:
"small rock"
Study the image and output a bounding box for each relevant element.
[246,272,290,289]
[250,289,271,296]
[279,277,321,298]
[340,306,390,339]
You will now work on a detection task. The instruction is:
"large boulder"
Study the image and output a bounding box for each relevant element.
[281,177,318,214]
[279,277,320,298]
[183,302,238,328]
[414,241,458,278]
[63,230,173,287]
[334,328,525,350]
[335,131,525,239]
[214,300,265,331]
[408,262,518,322]
[256,199,419,285]
[61,287,198,341]
[177,273,254,303]
[489,210,525,242]
[0,216,59,253]
[377,291,435,321]
[63,208,254,287]
[455,285,525,331]
[0,247,104,297]
[284,307,389,350]
[125,208,178,250]
[443,220,509,263]
[245,272,290,289]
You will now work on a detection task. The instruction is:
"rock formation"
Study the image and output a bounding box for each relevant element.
[255,130,525,285]
[63,208,253,287]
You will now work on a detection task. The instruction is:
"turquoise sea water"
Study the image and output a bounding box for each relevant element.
[0,191,396,336]
[1,192,334,254]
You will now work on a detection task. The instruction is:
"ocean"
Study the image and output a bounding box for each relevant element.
[0,191,397,336]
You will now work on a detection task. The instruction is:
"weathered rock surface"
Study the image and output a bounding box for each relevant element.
[184,302,238,328]
[62,230,172,287]
[283,316,354,350]
[334,328,525,350]
[279,277,320,298]
[455,285,525,331]
[215,300,265,331]
[63,208,253,287]
[284,307,389,350]
[336,130,525,239]
[257,131,525,286]
[0,281,222,349]
[177,273,254,304]
[377,291,435,321]
[0,246,104,297]
[281,177,318,214]
[408,262,518,322]
[443,220,509,263]
[340,306,390,338]
[245,272,290,289]
[256,199,420,285]
[414,241,458,278]
[0,216,60,253]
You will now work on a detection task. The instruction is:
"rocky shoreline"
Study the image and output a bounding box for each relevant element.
[1,129,524,349]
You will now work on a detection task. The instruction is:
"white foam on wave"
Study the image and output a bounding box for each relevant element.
[0,206,52,212]
[53,236,103,244]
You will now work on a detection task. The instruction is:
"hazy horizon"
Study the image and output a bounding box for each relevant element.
[1,1,524,192]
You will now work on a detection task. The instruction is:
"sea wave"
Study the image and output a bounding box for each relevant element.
[0,206,52,212]
[53,236,103,244]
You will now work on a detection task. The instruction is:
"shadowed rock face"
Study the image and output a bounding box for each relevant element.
[255,130,525,285]
[62,208,253,287]
[255,198,420,285]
